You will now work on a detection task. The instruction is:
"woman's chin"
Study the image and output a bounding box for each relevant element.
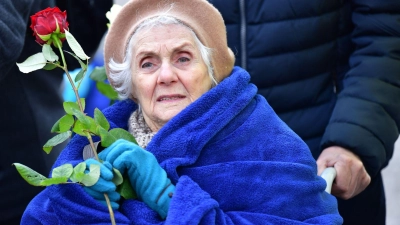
[156,106,186,122]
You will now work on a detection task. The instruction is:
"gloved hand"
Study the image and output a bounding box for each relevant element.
[99,139,175,219]
[82,158,121,209]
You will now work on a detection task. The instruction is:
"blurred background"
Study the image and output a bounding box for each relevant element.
[382,139,400,225]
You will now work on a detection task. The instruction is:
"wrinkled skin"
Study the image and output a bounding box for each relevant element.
[131,24,211,132]
[317,146,371,199]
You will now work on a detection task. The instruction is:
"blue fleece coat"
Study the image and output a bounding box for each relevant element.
[22,67,342,224]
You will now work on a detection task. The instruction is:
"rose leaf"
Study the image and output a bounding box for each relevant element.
[42,44,59,62]
[59,114,74,132]
[43,131,72,154]
[96,82,119,100]
[81,164,100,186]
[43,62,59,70]
[65,30,90,60]
[52,163,73,179]
[12,163,48,186]
[51,114,74,133]
[117,174,137,200]
[40,177,68,186]
[112,168,123,186]
[109,128,138,145]
[72,120,86,136]
[71,108,92,130]
[98,126,116,148]
[70,162,86,183]
[74,68,87,83]
[63,101,80,115]
[89,66,107,82]
[94,108,110,131]
[16,53,47,73]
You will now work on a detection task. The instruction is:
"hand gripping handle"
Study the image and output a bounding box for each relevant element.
[320,167,337,194]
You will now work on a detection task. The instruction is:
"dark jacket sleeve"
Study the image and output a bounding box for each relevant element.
[321,0,400,177]
[0,0,37,79]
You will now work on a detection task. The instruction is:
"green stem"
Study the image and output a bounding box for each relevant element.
[104,194,116,225]
[53,37,83,112]
[85,134,99,161]
[54,36,116,225]
[53,37,67,70]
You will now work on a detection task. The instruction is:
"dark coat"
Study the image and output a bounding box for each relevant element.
[208,0,400,224]
[0,0,112,224]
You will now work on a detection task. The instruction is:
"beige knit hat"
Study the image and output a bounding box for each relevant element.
[104,0,235,88]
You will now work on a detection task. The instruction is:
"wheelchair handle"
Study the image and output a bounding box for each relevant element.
[320,167,337,194]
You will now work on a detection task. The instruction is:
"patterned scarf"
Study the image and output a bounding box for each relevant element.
[128,109,156,149]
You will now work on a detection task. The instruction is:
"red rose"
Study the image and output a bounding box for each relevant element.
[30,7,69,46]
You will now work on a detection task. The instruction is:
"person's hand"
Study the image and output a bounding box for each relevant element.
[316,146,371,199]
[82,158,120,209]
[99,139,175,219]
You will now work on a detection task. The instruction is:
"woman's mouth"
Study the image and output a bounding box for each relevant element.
[157,95,185,102]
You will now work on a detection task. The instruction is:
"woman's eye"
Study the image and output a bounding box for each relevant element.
[141,62,153,68]
[178,57,190,63]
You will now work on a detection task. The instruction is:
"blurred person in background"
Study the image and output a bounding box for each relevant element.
[0,0,112,224]
[208,0,400,224]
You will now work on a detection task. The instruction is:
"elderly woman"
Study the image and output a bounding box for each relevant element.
[22,0,342,224]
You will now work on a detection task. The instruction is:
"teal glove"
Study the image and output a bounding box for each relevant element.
[83,158,120,209]
[99,139,175,219]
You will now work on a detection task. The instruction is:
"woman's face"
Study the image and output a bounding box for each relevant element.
[131,24,211,132]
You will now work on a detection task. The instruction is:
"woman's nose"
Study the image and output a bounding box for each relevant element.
[157,62,177,85]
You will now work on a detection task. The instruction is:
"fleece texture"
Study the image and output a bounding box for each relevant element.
[21,67,342,224]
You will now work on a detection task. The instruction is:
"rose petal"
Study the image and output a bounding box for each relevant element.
[30,16,37,32]
[48,17,58,33]
[35,24,51,36]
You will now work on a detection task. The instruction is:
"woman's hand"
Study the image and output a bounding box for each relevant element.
[82,159,121,209]
[316,146,371,199]
[99,139,175,219]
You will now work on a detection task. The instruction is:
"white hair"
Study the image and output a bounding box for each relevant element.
[108,15,216,100]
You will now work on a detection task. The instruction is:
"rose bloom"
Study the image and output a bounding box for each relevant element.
[30,7,69,45]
